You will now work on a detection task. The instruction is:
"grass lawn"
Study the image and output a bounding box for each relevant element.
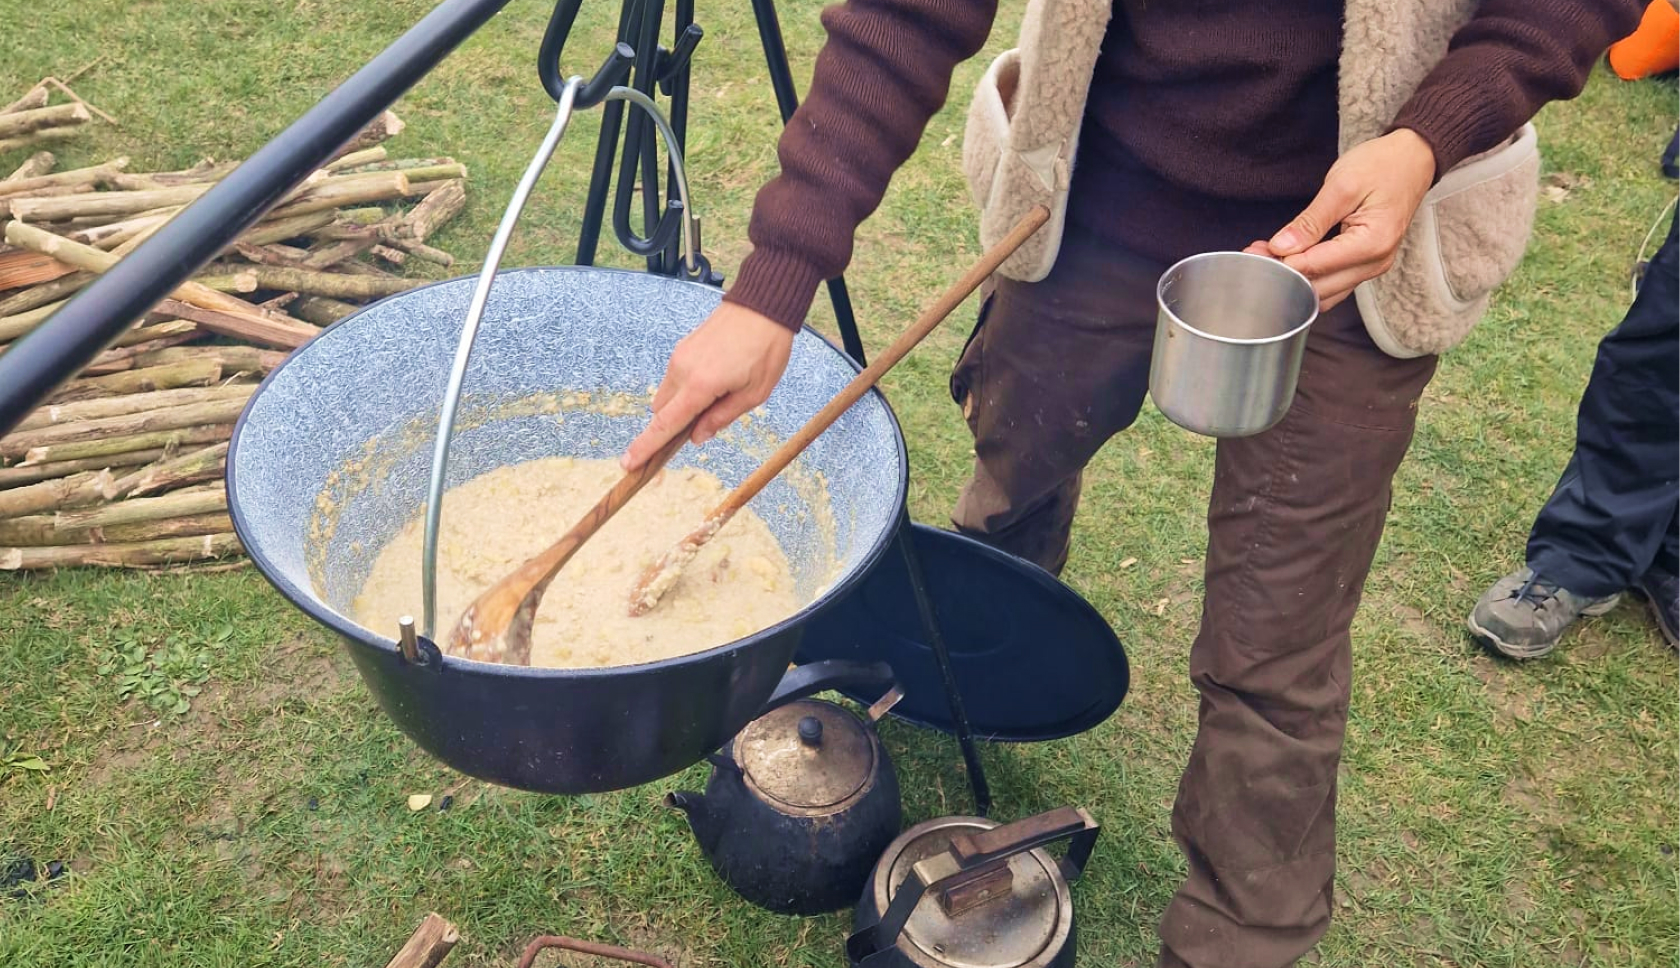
[2,2,1677,966]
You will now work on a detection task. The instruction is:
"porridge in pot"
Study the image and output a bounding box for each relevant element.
[352,456,802,669]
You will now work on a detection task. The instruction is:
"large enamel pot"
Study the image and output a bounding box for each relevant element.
[226,266,908,795]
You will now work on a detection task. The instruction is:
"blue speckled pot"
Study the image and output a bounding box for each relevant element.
[227,266,908,795]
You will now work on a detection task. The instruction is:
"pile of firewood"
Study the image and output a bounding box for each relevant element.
[0,108,469,571]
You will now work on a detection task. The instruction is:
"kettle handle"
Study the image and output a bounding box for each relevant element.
[845,806,1100,966]
[758,659,900,716]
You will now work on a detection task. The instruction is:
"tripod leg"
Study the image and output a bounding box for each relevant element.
[749,0,868,366]
[893,510,992,817]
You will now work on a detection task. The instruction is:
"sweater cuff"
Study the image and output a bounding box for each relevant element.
[721,247,829,332]
[1388,80,1498,181]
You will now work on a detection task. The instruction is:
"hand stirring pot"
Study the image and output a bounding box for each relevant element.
[452,204,1050,663]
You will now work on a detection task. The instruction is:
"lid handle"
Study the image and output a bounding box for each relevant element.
[758,660,899,716]
[845,806,1101,966]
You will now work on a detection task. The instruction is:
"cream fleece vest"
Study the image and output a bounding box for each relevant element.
[961,0,1543,359]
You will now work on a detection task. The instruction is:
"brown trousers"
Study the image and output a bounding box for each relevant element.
[948,225,1437,968]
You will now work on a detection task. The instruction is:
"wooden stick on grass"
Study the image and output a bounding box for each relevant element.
[0,469,118,519]
[0,533,242,570]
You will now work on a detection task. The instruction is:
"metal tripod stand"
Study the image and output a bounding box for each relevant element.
[541,0,992,814]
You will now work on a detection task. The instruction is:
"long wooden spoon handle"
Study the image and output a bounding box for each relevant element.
[524,415,699,590]
[717,205,1049,519]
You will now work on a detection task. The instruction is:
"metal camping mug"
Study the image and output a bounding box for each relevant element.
[1148,251,1319,438]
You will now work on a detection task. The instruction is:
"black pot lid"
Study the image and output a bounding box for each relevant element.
[794,523,1128,742]
[737,699,877,811]
[871,816,1070,968]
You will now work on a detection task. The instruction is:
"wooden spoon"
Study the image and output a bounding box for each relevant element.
[626,204,1052,617]
[445,414,700,665]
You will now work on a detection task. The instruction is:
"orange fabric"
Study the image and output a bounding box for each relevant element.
[1609,0,1679,80]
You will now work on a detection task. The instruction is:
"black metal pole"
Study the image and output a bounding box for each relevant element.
[0,0,519,438]
[749,0,867,367]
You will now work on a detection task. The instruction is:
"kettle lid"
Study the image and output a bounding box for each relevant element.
[867,816,1071,968]
[736,698,876,811]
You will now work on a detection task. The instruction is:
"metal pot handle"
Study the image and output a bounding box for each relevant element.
[758,660,902,717]
[416,70,703,640]
[845,806,1100,966]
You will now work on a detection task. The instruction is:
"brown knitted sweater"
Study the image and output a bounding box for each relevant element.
[724,0,1643,330]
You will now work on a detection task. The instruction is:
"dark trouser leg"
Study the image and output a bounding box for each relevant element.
[1154,299,1438,968]
[1526,213,1680,597]
[948,225,1157,574]
[950,227,1438,966]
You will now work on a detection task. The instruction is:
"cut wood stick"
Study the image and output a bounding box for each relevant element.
[0,270,93,317]
[110,209,182,258]
[4,151,55,181]
[334,110,405,158]
[213,266,419,301]
[55,487,227,530]
[131,345,285,374]
[384,913,459,968]
[49,360,224,399]
[77,331,205,375]
[0,248,77,288]
[0,86,49,115]
[263,172,410,220]
[39,77,117,126]
[109,319,197,350]
[259,292,298,311]
[0,102,89,140]
[232,242,310,267]
[300,232,384,270]
[0,298,70,342]
[21,424,234,466]
[0,158,128,197]
[123,442,230,497]
[340,156,454,175]
[191,272,259,294]
[52,359,221,396]
[0,511,233,547]
[0,533,242,570]
[1,395,251,459]
[0,469,116,519]
[0,449,166,489]
[376,162,466,186]
[371,244,407,266]
[324,146,388,171]
[146,160,239,186]
[67,205,175,248]
[238,211,336,247]
[0,126,83,155]
[401,180,465,242]
[382,236,454,267]
[4,222,318,348]
[7,181,210,223]
[14,387,251,432]
[289,295,358,325]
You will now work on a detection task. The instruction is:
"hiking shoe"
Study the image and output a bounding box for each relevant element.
[1468,567,1621,659]
[1633,568,1678,649]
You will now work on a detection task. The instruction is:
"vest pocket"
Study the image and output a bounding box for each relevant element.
[1356,123,1541,359]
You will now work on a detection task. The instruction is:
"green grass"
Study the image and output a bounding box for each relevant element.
[2,2,1677,965]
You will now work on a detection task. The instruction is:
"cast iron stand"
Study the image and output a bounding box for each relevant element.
[543,0,989,814]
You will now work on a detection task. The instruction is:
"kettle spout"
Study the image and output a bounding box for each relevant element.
[665,791,722,852]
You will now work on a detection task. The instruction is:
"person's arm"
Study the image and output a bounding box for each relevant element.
[623,0,998,468]
[1260,0,1647,309]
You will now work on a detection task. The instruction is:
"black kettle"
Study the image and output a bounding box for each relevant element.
[666,660,905,916]
[846,805,1100,968]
